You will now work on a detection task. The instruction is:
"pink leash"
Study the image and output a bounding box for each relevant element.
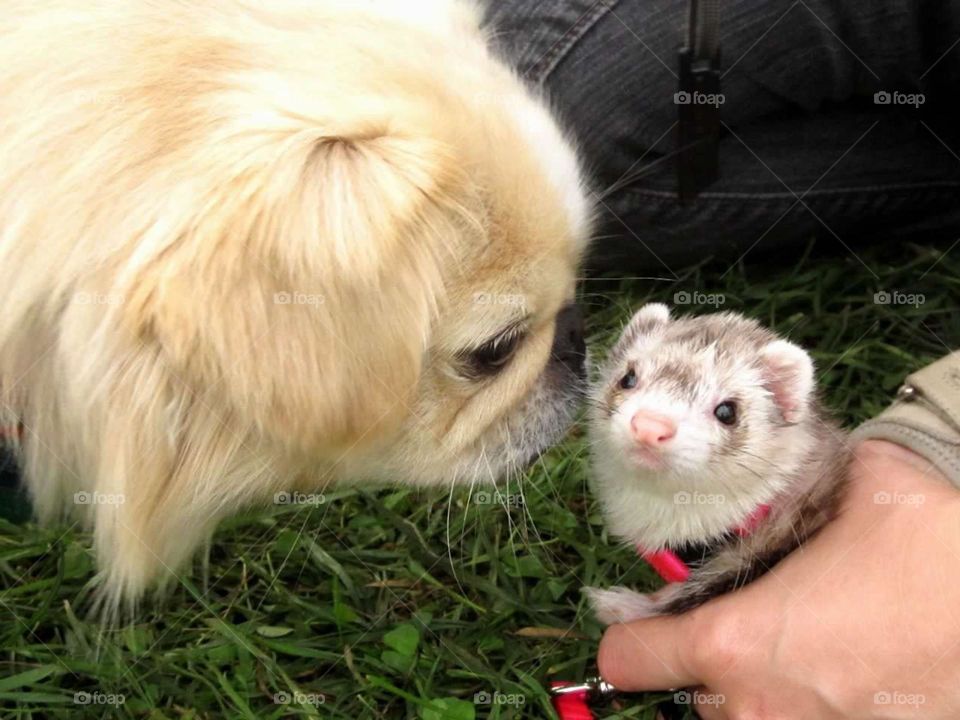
[549,682,596,720]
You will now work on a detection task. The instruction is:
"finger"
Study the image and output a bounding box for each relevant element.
[663,688,725,720]
[597,614,703,692]
[693,700,727,720]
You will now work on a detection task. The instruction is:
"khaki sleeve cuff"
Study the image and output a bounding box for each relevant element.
[850,351,960,488]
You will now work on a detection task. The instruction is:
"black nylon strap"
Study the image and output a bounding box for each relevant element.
[677,0,722,202]
[688,0,720,60]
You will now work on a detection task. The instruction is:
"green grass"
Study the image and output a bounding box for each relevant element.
[1,238,958,719]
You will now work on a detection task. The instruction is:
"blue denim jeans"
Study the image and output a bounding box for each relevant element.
[484,0,960,272]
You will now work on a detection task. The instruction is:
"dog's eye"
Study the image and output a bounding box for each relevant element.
[714,400,738,426]
[619,368,637,389]
[462,332,522,377]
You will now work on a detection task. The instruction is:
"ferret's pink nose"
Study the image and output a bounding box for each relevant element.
[630,411,677,446]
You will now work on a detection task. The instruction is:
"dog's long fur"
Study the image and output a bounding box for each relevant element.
[0,0,590,614]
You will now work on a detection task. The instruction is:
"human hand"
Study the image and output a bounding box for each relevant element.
[597,440,960,719]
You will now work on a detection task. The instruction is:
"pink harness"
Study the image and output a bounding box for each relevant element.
[640,503,771,583]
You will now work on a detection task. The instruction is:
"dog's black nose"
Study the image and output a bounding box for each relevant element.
[550,303,586,379]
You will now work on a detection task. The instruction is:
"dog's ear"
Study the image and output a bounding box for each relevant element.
[124,124,466,457]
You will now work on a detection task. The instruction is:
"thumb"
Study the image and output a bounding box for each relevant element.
[597,612,704,692]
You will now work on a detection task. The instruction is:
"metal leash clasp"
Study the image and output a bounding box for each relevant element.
[549,676,617,701]
[549,676,618,720]
[549,676,697,719]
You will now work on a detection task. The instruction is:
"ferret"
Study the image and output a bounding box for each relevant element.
[584,303,851,622]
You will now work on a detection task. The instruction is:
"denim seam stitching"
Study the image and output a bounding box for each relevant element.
[525,0,622,83]
[611,181,960,201]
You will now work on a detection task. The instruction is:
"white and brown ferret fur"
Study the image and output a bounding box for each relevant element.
[585,303,851,622]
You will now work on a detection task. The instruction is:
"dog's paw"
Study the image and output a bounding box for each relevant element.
[583,586,661,624]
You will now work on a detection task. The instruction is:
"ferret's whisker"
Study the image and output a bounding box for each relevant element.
[735,449,782,473]
[732,460,766,483]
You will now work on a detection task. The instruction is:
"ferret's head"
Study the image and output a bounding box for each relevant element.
[590,304,816,504]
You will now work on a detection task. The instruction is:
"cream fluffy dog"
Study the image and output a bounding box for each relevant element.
[0,0,590,612]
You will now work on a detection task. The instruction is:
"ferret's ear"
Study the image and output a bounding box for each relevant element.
[614,302,670,355]
[760,340,814,424]
[632,302,670,327]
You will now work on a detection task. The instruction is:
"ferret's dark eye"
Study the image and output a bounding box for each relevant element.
[462,332,522,377]
[714,400,738,426]
[619,368,637,389]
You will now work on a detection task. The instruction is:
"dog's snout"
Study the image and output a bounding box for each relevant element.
[550,304,586,379]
